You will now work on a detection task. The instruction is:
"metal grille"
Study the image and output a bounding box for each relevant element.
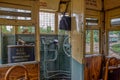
[39,12,55,33]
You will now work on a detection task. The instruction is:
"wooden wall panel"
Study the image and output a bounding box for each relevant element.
[84,54,103,80]
[104,0,120,10]
[85,0,102,10]
[71,0,85,64]
[0,0,33,6]
[85,10,102,29]
[71,32,84,63]
[85,9,100,17]
[0,19,33,26]
[72,0,85,14]
[0,62,39,80]
[105,8,120,31]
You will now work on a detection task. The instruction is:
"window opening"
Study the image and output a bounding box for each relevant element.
[39,12,55,33]
[109,31,120,58]
[86,18,98,26]
[0,7,31,20]
[111,18,120,27]
[86,30,99,54]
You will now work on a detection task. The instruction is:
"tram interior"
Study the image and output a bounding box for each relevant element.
[0,0,120,80]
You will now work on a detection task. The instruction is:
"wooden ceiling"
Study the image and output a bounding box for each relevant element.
[104,0,120,10]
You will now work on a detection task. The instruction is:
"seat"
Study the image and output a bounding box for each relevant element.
[85,55,120,80]
[5,65,29,80]
[104,57,118,80]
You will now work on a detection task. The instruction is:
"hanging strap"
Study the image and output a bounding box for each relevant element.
[62,2,69,16]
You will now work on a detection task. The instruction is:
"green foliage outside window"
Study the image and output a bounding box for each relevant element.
[1,26,13,33]
[40,26,53,33]
[86,30,99,43]
[111,44,120,53]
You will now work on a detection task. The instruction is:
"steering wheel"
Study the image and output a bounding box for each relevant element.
[63,36,71,57]
[5,65,29,80]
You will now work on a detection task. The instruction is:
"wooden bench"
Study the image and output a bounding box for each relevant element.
[85,55,120,80]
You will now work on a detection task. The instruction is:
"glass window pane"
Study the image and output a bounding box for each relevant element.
[86,18,98,26]
[109,31,120,58]
[86,30,90,53]
[1,25,13,33]
[0,7,31,20]
[111,18,120,26]
[0,7,31,13]
[0,25,35,64]
[39,12,55,33]
[18,26,35,34]
[93,30,99,53]
[0,16,31,20]
[86,30,99,54]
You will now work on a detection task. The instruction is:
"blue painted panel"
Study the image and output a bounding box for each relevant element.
[72,58,84,80]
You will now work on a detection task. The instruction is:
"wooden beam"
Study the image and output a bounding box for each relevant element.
[71,0,85,63]
[0,0,33,6]
[0,26,2,63]
[0,19,33,26]
[61,0,70,2]
[0,10,31,17]
[0,3,31,10]
[31,1,40,62]
[55,12,58,34]
[90,30,94,54]
[86,26,100,30]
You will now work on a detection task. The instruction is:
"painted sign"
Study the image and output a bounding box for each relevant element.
[40,0,60,11]
[8,45,35,63]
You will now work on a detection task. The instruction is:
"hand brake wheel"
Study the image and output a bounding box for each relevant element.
[63,36,71,57]
[5,65,29,80]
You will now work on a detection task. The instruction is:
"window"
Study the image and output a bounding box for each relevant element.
[86,18,98,26]
[1,26,35,34]
[85,17,100,54]
[1,25,13,33]
[111,18,120,27]
[0,5,36,64]
[0,25,35,64]
[39,12,55,33]
[0,7,33,34]
[109,31,120,58]
[0,7,31,20]
[0,7,31,12]
[86,30,99,54]
[17,26,35,34]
